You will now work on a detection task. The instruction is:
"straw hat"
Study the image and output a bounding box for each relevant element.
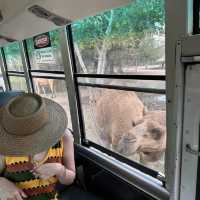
[0,93,67,156]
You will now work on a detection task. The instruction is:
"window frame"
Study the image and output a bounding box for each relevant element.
[24,34,66,93]
[24,31,75,132]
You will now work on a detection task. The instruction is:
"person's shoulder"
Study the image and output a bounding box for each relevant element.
[63,128,74,144]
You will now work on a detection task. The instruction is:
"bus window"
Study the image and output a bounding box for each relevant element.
[26,30,64,71]
[32,77,72,129]
[71,0,166,175]
[25,30,73,129]
[3,42,28,92]
[3,42,24,72]
[9,76,27,92]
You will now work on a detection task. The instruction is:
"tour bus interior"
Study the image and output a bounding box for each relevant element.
[1,0,199,200]
[0,0,169,199]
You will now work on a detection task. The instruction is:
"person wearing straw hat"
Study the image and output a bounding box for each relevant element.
[0,93,76,200]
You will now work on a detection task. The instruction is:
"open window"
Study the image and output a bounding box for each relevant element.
[70,1,166,177]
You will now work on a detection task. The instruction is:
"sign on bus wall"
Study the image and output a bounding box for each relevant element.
[33,32,56,66]
[34,47,56,65]
[33,32,51,49]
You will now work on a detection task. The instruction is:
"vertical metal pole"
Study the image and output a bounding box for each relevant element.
[19,41,33,93]
[166,0,188,198]
[0,48,10,91]
[59,27,81,144]
[165,41,185,200]
[66,25,86,143]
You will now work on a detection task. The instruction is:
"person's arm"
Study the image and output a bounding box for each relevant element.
[56,130,76,185]
[33,130,76,185]
[0,155,27,200]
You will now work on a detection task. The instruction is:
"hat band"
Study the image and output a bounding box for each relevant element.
[2,98,49,136]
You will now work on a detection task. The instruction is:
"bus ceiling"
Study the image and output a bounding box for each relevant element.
[0,0,132,46]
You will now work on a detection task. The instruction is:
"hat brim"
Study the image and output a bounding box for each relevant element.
[0,98,67,156]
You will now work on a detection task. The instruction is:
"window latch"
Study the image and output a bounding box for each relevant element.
[186,144,200,156]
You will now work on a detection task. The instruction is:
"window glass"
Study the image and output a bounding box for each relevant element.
[4,42,24,72]
[0,68,5,91]
[72,0,165,75]
[79,87,166,174]
[32,78,72,129]
[9,76,27,91]
[26,30,64,71]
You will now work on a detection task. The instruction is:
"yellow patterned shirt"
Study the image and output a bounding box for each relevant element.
[3,139,64,200]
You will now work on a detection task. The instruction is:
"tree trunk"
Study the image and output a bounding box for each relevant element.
[73,10,114,103]
[97,42,108,75]
[74,43,88,74]
[96,10,114,75]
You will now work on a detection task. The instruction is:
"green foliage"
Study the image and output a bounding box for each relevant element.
[3,42,21,58]
[3,42,24,71]
[49,29,61,48]
[72,0,164,48]
[26,38,34,56]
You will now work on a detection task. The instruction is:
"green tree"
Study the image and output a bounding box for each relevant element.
[72,0,164,74]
